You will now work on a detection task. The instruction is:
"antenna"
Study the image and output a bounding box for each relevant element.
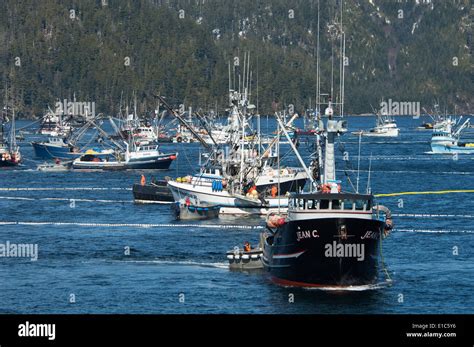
[277,119,281,214]
[331,45,334,101]
[366,153,372,194]
[228,62,231,92]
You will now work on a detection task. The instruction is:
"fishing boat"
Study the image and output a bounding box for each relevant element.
[262,8,392,288]
[72,153,126,170]
[160,55,309,215]
[125,143,177,170]
[0,107,21,167]
[167,151,307,215]
[417,122,433,130]
[262,106,393,288]
[430,118,474,154]
[32,115,117,160]
[133,126,158,142]
[31,137,113,159]
[352,112,399,137]
[38,110,71,137]
[167,164,306,215]
[72,143,177,170]
[132,177,174,203]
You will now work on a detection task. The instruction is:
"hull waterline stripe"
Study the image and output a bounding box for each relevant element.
[273,250,306,259]
[270,277,385,290]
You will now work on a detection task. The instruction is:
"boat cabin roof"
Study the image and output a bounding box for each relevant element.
[290,192,373,200]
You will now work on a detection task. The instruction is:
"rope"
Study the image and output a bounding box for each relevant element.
[14,118,43,132]
[0,196,132,204]
[0,221,264,230]
[337,140,357,192]
[379,230,392,283]
[0,187,131,191]
[375,189,474,197]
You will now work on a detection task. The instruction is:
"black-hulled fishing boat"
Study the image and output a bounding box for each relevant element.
[132,177,174,203]
[262,104,392,288]
[262,191,390,287]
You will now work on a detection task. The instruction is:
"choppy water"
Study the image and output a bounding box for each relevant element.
[0,116,473,313]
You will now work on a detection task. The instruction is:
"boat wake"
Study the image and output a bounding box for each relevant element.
[113,259,229,269]
[283,280,393,292]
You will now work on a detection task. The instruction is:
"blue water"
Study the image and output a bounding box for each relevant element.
[0,116,473,314]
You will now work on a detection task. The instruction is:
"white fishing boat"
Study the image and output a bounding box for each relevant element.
[353,113,399,137]
[38,110,71,137]
[430,117,474,154]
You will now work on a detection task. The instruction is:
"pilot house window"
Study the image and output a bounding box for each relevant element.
[355,200,366,211]
[320,200,329,209]
[331,200,342,210]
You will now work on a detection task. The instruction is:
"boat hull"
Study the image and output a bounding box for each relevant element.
[73,153,177,170]
[431,143,474,154]
[227,249,264,270]
[132,182,174,203]
[126,153,176,170]
[172,202,220,220]
[72,161,126,170]
[167,180,289,215]
[263,217,385,287]
[359,128,399,137]
[31,141,79,160]
[0,159,20,167]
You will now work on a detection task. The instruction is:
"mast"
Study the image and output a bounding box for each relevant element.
[318,0,347,187]
[323,103,336,183]
[316,0,320,116]
[11,106,16,150]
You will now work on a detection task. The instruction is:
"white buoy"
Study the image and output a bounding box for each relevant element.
[242,254,250,260]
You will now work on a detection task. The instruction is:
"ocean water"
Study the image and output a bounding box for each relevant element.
[0,116,473,314]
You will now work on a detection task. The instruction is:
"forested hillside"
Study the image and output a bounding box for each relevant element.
[0,0,472,117]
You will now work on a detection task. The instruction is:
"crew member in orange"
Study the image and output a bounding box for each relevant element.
[244,241,251,252]
[140,175,146,186]
[271,185,278,198]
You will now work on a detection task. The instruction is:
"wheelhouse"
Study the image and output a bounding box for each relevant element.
[288,192,373,212]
